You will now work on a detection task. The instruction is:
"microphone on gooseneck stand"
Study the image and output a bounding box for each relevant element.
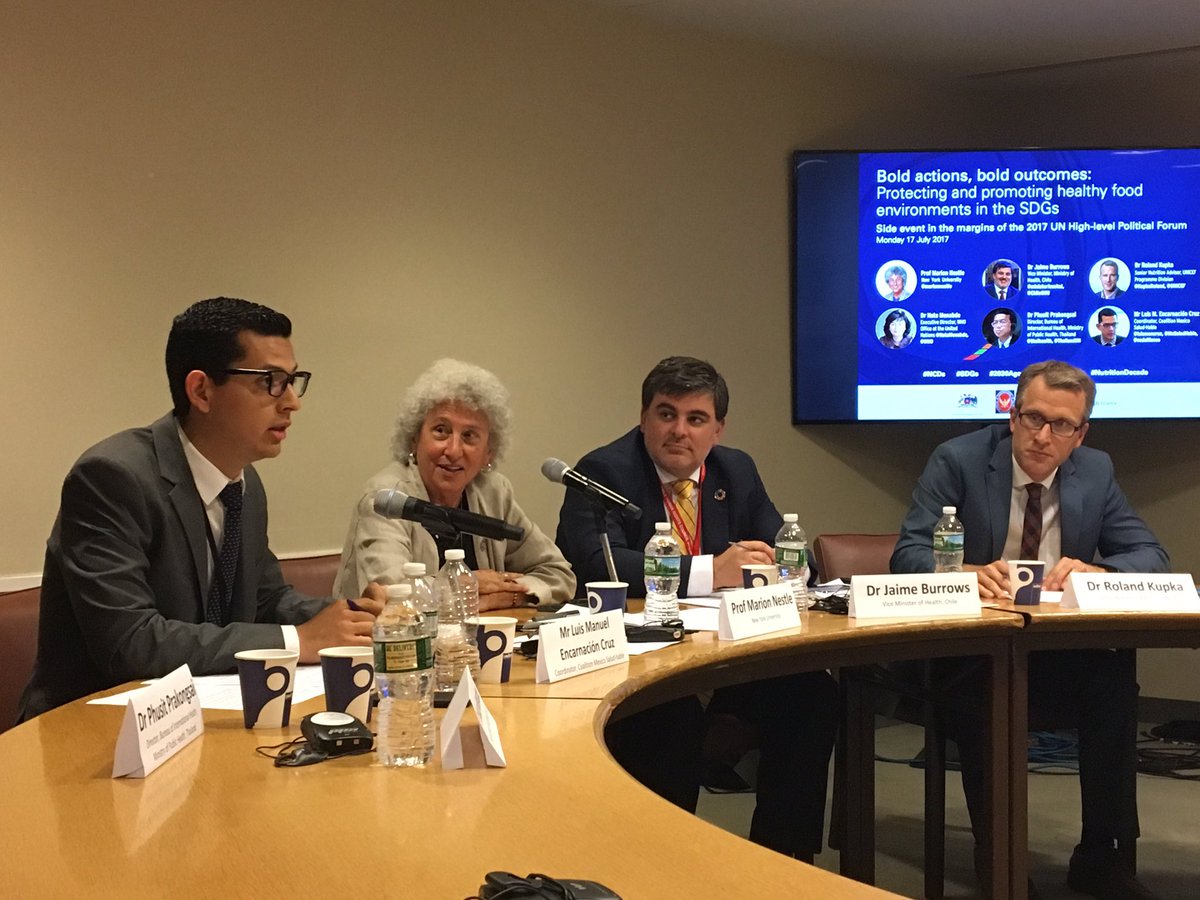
[540,458,641,517]
[372,489,525,542]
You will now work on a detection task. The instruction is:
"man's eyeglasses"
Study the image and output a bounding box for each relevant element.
[1015,409,1083,437]
[222,368,311,398]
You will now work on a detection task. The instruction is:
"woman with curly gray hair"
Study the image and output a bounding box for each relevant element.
[334,359,575,610]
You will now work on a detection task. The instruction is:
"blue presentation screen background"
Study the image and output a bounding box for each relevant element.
[792,148,1200,422]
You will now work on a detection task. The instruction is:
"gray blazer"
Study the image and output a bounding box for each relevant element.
[891,424,1168,575]
[19,414,327,719]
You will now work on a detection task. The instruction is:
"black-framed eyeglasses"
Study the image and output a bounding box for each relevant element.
[1015,409,1083,437]
[222,368,311,398]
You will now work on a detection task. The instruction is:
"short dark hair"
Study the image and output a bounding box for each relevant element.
[1097,307,1118,323]
[883,308,911,336]
[165,297,292,418]
[1016,360,1096,420]
[641,356,729,421]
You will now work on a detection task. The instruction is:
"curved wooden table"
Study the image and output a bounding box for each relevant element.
[0,611,1023,898]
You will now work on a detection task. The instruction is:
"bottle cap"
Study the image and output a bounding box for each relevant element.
[783,513,798,522]
[385,583,413,600]
[942,505,957,515]
[445,549,466,561]
[655,522,671,532]
[402,562,426,577]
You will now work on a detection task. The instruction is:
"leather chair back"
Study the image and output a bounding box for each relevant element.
[0,587,40,731]
[811,533,898,581]
[278,554,340,598]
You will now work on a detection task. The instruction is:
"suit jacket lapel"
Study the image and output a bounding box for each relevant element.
[1056,455,1082,560]
[699,461,731,555]
[985,433,1014,561]
[152,414,208,615]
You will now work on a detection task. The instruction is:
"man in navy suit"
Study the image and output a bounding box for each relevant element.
[20,298,383,720]
[985,259,1021,301]
[556,357,838,863]
[893,360,1166,900]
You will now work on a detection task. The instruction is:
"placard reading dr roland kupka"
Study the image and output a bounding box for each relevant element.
[535,609,628,683]
[849,573,981,619]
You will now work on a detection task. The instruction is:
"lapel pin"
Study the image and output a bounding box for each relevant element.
[713,488,727,501]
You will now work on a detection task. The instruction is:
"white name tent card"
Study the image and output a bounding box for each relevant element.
[1060,572,1199,611]
[717,583,801,641]
[441,668,506,769]
[535,609,628,683]
[849,573,981,619]
[112,664,204,779]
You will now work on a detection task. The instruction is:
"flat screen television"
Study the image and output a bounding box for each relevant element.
[791,147,1200,423]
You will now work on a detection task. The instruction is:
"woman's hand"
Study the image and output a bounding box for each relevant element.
[476,569,533,611]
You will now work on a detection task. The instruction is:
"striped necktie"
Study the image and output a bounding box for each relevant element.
[1018,483,1043,561]
[205,481,243,625]
[671,478,696,548]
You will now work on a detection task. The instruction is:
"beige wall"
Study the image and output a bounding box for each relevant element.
[2,3,1195,697]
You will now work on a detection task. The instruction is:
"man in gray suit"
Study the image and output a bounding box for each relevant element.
[20,298,383,720]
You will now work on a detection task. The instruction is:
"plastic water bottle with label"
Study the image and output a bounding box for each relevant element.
[933,506,965,573]
[643,522,682,624]
[374,583,436,767]
[774,513,810,613]
[434,548,481,691]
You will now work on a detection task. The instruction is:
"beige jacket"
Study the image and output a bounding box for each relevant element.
[333,459,575,602]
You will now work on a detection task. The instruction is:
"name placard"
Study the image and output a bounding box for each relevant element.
[535,609,628,683]
[1060,572,1199,611]
[849,573,981,619]
[112,664,204,779]
[718,583,802,641]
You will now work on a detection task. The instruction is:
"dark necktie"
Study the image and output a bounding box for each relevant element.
[205,482,243,625]
[1018,483,1043,561]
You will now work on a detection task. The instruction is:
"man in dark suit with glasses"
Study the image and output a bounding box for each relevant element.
[20,297,383,720]
[892,360,1167,900]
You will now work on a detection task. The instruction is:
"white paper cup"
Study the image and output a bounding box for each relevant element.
[319,646,375,723]
[1008,559,1046,606]
[741,564,779,588]
[471,616,518,684]
[235,648,299,728]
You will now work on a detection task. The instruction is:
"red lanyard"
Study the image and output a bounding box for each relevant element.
[660,464,704,555]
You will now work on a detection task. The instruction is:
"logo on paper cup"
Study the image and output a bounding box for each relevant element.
[587,590,604,613]
[478,628,510,668]
[1011,561,1044,605]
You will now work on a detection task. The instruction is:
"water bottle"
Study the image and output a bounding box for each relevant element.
[643,522,682,625]
[374,583,435,767]
[775,513,810,613]
[933,506,965,573]
[434,549,481,691]
[403,561,438,629]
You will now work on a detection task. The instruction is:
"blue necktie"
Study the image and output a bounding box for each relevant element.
[205,482,243,625]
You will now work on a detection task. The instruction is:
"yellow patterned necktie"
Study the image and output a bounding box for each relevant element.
[671,478,696,548]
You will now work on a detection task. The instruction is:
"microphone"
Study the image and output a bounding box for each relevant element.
[541,458,641,516]
[372,489,525,542]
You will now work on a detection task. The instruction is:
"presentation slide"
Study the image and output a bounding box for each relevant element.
[792,148,1200,422]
